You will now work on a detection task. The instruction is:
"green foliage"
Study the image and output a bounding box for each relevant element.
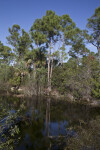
[87,7,100,64]
[30,10,61,47]
[7,25,32,60]
[7,24,20,49]
[0,97,27,150]
[0,41,14,64]
[52,53,99,100]
[91,72,100,98]
[0,64,14,93]
[0,8,99,99]
[0,8,100,150]
[9,76,20,87]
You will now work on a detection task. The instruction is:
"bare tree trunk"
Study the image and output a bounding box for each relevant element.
[61,52,63,66]
[61,37,65,66]
[48,42,51,93]
[50,55,53,91]
[76,57,79,68]
[86,67,91,100]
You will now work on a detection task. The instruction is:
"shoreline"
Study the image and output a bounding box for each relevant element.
[0,92,100,107]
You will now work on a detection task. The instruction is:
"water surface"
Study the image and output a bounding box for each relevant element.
[0,96,100,150]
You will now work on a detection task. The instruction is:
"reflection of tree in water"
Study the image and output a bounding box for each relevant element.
[46,97,51,137]
[1,96,100,150]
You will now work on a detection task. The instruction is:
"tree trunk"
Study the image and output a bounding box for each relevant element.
[76,57,79,68]
[48,42,51,93]
[61,36,65,66]
[61,52,63,66]
[50,55,53,91]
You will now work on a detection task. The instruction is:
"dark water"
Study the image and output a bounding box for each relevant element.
[0,96,100,150]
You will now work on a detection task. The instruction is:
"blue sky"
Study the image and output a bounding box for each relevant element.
[0,0,100,52]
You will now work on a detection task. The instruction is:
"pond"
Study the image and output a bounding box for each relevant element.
[0,96,100,150]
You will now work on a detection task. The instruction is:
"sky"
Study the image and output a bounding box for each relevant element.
[0,0,100,52]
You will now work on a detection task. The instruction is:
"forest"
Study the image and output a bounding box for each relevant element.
[0,5,100,150]
[0,7,100,100]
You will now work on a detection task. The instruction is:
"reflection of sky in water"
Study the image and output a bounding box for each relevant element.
[1,96,100,150]
[15,121,69,150]
[15,107,70,150]
[1,98,81,150]
[25,108,68,136]
[43,121,68,136]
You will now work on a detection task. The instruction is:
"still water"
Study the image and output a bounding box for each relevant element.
[0,96,100,150]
